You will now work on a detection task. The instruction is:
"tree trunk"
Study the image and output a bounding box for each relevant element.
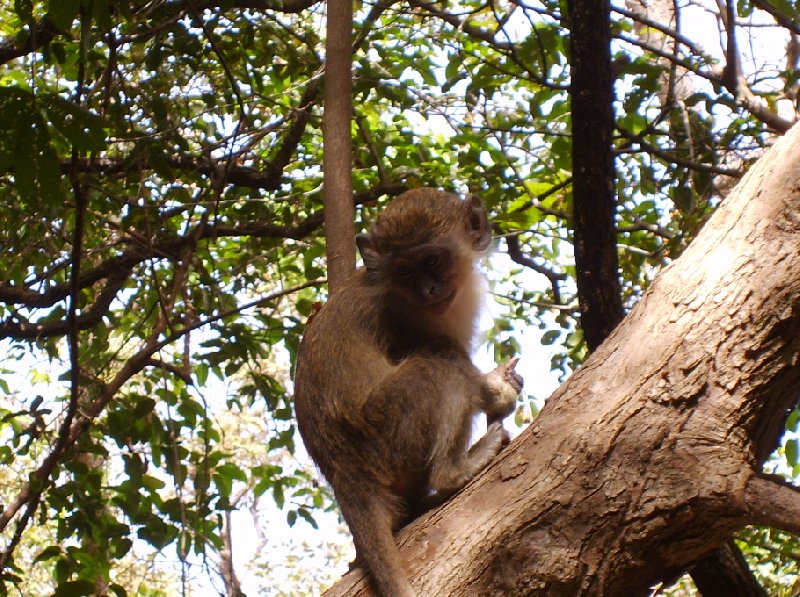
[324,122,800,595]
[323,0,356,290]
[568,0,625,351]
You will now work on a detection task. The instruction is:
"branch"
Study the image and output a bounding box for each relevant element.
[734,81,796,134]
[611,4,709,60]
[405,0,513,49]
[614,32,796,134]
[262,76,323,187]
[0,212,320,309]
[616,126,744,177]
[0,1,323,65]
[144,358,192,384]
[323,0,356,290]
[719,0,741,96]
[750,0,800,36]
[0,17,61,65]
[0,267,131,340]
[508,177,571,219]
[405,0,565,90]
[745,474,800,535]
[504,233,565,304]
[0,181,401,326]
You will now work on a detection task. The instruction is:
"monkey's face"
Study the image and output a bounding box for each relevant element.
[388,243,465,313]
[356,189,492,315]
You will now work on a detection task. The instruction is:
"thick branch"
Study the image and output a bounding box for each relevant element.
[745,474,800,535]
[691,540,768,597]
[326,122,800,595]
[569,0,625,351]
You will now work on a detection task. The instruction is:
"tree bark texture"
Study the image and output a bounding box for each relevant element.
[323,0,356,290]
[568,0,625,351]
[325,122,800,595]
[690,539,768,597]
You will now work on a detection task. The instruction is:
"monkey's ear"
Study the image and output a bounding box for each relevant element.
[356,233,382,274]
[466,195,492,251]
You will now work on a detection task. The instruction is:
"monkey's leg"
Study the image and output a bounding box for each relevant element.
[427,420,507,498]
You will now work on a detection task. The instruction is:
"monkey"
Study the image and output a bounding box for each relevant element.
[293,188,523,597]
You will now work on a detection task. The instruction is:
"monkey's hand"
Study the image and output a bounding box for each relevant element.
[483,357,523,423]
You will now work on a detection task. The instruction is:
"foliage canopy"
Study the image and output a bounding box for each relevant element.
[0,0,798,593]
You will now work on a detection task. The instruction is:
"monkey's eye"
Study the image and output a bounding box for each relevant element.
[395,263,413,278]
[423,254,441,270]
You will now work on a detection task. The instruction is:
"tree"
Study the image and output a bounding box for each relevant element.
[325,118,800,595]
[0,0,798,593]
[323,0,356,290]
[568,0,625,351]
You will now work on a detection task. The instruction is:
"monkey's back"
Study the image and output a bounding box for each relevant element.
[294,269,398,484]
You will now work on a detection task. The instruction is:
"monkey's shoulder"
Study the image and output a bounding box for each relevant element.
[300,271,384,351]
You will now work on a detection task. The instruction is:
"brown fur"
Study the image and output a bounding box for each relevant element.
[294,189,521,597]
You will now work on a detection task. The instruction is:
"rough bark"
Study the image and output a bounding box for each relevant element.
[624,2,766,592]
[324,122,800,595]
[568,0,625,351]
[690,540,768,597]
[323,0,356,290]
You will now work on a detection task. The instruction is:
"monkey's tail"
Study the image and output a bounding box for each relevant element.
[336,484,416,597]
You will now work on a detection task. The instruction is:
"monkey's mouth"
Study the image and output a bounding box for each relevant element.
[427,289,456,314]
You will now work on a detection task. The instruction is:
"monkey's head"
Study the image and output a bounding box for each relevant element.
[356,189,491,314]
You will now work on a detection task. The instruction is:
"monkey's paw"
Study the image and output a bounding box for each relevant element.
[486,421,511,449]
[485,357,523,419]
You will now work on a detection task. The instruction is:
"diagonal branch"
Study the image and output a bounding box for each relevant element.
[750,0,800,36]
[504,233,565,304]
[0,17,61,65]
[617,126,744,177]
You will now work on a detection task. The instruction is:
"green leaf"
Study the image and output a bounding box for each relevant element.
[14,0,33,24]
[541,330,561,346]
[92,0,113,31]
[47,0,79,31]
[14,123,63,206]
[33,545,62,563]
[671,185,696,214]
[43,95,108,152]
[785,438,799,468]
[785,407,799,432]
[108,583,128,597]
[53,580,96,597]
[0,88,63,207]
